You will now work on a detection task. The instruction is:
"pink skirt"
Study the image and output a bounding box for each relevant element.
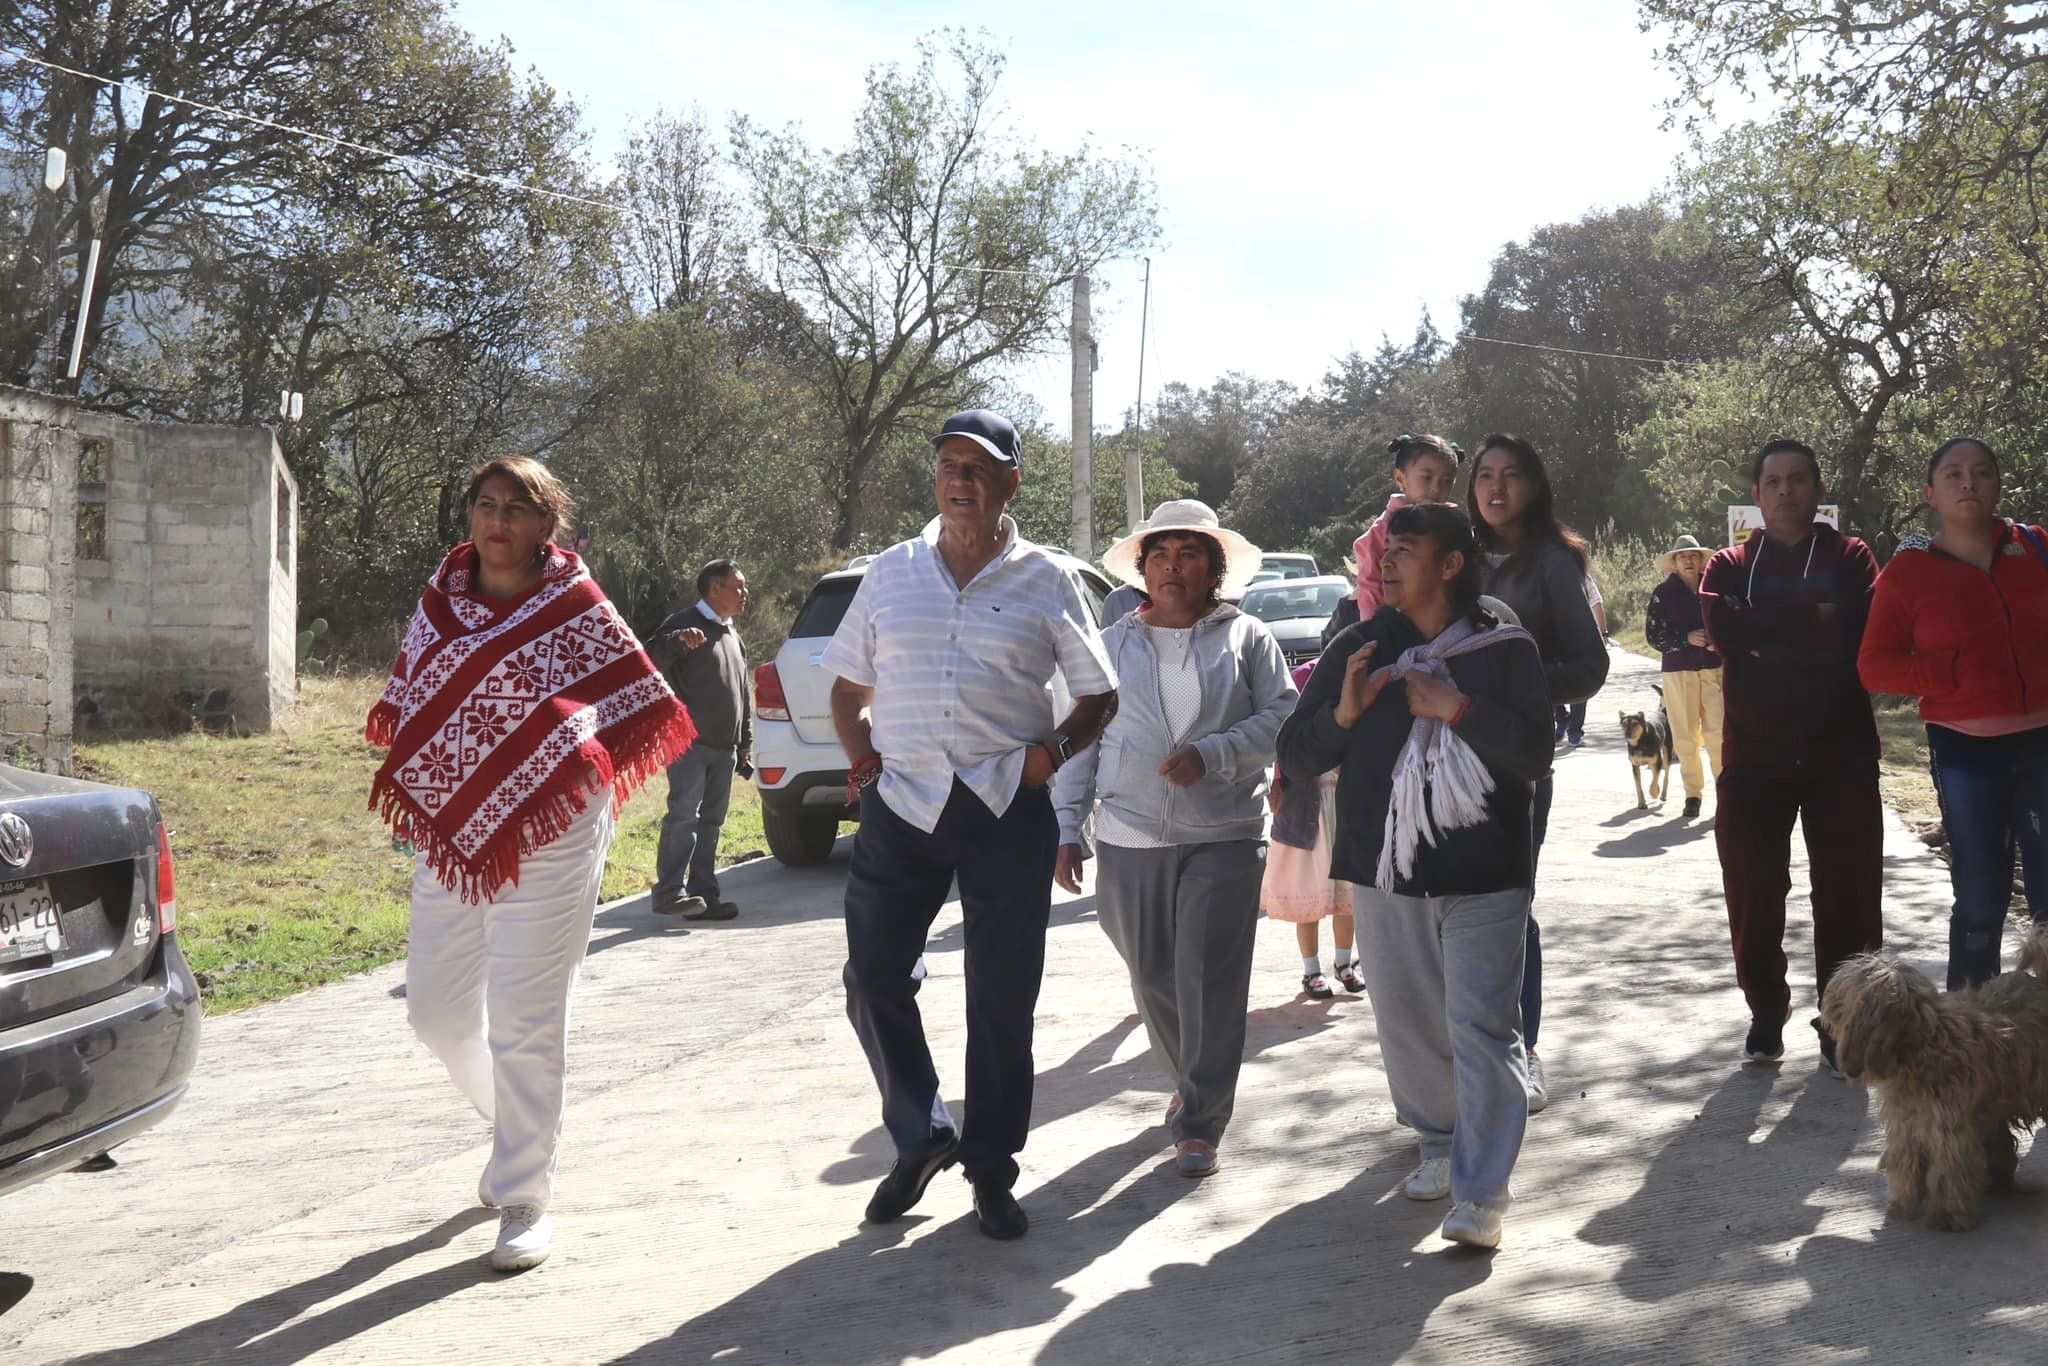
[1261,774,1354,923]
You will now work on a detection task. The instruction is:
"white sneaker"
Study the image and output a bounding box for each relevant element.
[1402,1157,1452,1201]
[1441,1200,1504,1249]
[489,1205,552,1272]
[1526,1050,1549,1115]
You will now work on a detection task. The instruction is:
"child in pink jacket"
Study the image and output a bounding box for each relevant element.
[1353,434,1463,616]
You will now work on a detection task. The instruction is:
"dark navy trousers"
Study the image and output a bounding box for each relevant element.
[842,779,1058,1191]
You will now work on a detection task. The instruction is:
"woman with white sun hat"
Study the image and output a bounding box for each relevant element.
[1052,499,1296,1177]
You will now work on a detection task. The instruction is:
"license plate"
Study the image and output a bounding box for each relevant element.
[0,879,65,965]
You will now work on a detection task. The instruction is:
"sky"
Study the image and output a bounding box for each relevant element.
[452,0,1706,436]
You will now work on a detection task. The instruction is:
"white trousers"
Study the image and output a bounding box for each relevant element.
[406,793,614,1211]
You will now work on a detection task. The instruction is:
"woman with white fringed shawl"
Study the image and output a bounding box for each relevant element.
[1276,501,1551,1251]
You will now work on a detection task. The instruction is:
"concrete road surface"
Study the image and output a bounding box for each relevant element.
[5,647,2045,1364]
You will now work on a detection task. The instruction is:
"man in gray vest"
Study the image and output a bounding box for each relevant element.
[648,559,753,920]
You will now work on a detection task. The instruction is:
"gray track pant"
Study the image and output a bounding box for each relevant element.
[1096,839,1265,1145]
[1351,885,1530,1207]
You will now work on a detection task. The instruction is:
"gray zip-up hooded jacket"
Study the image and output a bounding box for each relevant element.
[1053,603,1297,849]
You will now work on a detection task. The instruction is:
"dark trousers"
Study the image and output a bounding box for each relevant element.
[842,780,1058,1190]
[654,743,735,901]
[1525,775,1552,1048]
[1927,723,2048,989]
[1553,702,1586,740]
[1715,761,1885,1024]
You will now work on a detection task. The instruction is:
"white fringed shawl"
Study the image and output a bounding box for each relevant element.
[1371,617,1538,889]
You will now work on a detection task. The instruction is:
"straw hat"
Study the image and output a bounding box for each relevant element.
[1101,499,1264,596]
[1656,533,1712,575]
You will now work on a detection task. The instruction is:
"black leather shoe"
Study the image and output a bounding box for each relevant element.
[972,1181,1028,1240]
[864,1130,959,1223]
[684,899,739,921]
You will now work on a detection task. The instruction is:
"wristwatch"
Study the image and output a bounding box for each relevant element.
[1047,732,1075,767]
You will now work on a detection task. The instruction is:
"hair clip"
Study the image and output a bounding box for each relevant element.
[1450,441,1464,457]
[1387,433,1413,456]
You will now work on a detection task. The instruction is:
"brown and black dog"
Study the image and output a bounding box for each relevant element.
[1619,688,1675,808]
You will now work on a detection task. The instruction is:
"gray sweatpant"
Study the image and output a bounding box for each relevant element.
[1096,839,1265,1145]
[1351,885,1530,1207]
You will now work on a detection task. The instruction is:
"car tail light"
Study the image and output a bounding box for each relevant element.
[155,822,178,935]
[757,767,786,786]
[755,663,791,721]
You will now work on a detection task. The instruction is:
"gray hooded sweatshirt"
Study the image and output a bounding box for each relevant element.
[1053,602,1297,849]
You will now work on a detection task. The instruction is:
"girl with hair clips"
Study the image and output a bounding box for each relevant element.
[1354,434,1464,619]
[1263,659,1363,999]
[368,457,693,1273]
[1860,437,2048,989]
[1278,503,1552,1249]
[1467,433,1609,1116]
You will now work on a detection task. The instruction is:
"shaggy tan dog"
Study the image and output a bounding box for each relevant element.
[1819,932,2048,1231]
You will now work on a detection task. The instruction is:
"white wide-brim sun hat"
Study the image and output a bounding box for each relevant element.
[1656,533,1712,576]
[1101,499,1264,597]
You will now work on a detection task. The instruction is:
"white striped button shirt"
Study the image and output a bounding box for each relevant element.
[821,516,1117,833]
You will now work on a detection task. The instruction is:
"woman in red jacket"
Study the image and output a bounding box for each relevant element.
[1860,437,2048,988]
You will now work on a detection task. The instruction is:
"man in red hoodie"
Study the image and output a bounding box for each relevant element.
[1701,438,1884,1072]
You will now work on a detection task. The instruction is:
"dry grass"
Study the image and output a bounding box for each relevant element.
[75,674,763,1013]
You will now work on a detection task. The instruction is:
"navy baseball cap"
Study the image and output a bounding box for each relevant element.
[933,409,1022,467]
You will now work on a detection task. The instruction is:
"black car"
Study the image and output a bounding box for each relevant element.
[0,765,199,1196]
[1239,576,1351,667]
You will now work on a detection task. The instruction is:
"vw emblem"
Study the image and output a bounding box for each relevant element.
[0,812,31,869]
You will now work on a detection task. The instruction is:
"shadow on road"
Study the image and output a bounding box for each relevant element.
[819,999,1347,1186]
[0,1272,31,1318]
[1594,816,1714,859]
[58,1209,495,1365]
[1037,1145,1492,1366]
[612,1126,1204,1366]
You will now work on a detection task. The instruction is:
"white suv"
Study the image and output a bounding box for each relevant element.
[752,551,1116,866]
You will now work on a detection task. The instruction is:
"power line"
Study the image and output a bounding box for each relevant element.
[0,45,1071,281]
[1457,332,1695,368]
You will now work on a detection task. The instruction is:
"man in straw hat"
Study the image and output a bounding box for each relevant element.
[821,409,1118,1240]
[1643,533,1725,819]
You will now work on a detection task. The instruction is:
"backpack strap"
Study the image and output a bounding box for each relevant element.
[2020,523,2048,575]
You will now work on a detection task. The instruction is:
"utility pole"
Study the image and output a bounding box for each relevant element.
[1069,271,1094,559]
[1125,256,1151,533]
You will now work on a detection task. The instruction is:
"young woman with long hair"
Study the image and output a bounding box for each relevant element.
[1466,434,1610,1114]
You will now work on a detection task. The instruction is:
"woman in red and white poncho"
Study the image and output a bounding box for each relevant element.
[368,457,693,1273]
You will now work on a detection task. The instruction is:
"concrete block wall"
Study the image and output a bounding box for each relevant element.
[1,385,296,738]
[0,410,76,770]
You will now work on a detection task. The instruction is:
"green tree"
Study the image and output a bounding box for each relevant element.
[1452,202,1739,536]
[732,31,1159,549]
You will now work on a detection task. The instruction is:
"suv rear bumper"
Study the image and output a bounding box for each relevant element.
[754,720,859,821]
[0,935,202,1196]
[760,770,857,822]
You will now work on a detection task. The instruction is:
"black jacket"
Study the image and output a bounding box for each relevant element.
[1477,540,1609,705]
[1277,608,1553,896]
[647,608,752,753]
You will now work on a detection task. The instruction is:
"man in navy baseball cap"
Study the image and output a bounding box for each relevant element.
[933,409,1023,467]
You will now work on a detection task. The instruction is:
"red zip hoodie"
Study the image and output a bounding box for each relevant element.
[1858,520,2048,726]
[1700,523,1879,769]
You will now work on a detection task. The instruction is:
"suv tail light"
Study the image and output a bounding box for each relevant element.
[155,822,178,935]
[755,663,791,721]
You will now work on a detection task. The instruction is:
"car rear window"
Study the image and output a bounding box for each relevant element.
[789,579,860,640]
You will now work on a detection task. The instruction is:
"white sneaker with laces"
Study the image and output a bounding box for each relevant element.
[490,1204,553,1272]
[1441,1200,1504,1249]
[1526,1050,1549,1115]
[1401,1157,1452,1201]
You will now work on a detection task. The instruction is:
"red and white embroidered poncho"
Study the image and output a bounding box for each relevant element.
[368,544,695,902]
